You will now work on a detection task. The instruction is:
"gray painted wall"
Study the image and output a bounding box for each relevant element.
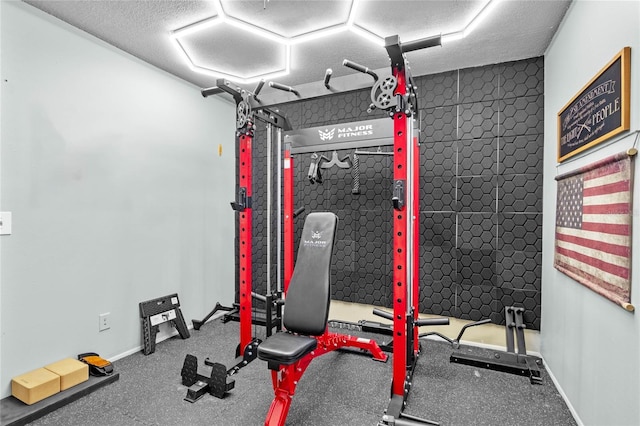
[0,2,235,398]
[543,1,640,425]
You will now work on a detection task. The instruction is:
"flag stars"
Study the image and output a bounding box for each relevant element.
[556,176,583,229]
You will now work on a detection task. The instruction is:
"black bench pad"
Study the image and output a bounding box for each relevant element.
[257,332,318,365]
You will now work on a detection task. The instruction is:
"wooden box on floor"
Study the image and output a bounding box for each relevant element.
[44,359,88,391]
[11,368,60,405]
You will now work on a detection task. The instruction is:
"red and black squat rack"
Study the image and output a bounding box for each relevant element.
[376,34,446,426]
[268,34,446,426]
[181,80,291,403]
[194,34,447,425]
[199,79,390,423]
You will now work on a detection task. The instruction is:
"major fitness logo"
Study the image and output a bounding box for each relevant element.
[318,124,374,142]
[318,128,335,141]
[303,229,329,248]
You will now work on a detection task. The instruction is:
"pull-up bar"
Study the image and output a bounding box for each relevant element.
[385,34,442,68]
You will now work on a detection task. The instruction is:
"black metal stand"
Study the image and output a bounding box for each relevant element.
[181,355,235,402]
[182,293,281,403]
[181,337,263,403]
[449,306,543,384]
[139,293,190,355]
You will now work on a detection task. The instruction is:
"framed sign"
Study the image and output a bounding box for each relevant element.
[557,47,631,163]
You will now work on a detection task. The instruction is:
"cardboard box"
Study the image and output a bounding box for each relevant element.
[11,368,60,405]
[44,358,89,391]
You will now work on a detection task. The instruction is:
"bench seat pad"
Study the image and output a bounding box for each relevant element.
[257,332,318,365]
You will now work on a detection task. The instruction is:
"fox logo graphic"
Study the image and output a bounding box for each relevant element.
[318,128,335,141]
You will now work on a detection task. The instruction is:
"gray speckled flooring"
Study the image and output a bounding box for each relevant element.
[27,319,576,426]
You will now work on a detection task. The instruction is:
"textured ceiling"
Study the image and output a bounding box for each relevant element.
[23,0,571,103]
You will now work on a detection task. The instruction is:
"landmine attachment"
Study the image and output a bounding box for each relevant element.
[139,293,190,355]
[450,306,543,384]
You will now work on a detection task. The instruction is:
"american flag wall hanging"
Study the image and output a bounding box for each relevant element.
[554,149,636,312]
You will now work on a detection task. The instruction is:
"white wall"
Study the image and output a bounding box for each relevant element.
[542,1,640,425]
[0,1,236,398]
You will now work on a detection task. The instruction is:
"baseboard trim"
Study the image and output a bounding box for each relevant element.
[540,356,584,426]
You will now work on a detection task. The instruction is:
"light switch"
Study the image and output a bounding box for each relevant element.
[0,212,12,235]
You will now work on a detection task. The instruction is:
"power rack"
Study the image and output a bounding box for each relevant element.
[181,79,291,402]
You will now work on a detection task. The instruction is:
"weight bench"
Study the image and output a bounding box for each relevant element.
[257,212,387,426]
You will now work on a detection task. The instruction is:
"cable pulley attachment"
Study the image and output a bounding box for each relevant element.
[320,150,351,169]
[236,100,251,129]
[371,76,398,111]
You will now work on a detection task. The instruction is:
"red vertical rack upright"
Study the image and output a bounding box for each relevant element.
[391,66,410,398]
[283,148,294,293]
[237,130,253,355]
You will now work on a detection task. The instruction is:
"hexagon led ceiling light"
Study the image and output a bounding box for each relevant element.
[170,0,501,85]
[170,10,291,84]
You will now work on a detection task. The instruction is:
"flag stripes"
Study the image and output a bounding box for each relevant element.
[555,233,630,258]
[583,203,629,214]
[583,180,629,197]
[553,258,630,299]
[580,220,630,235]
[555,246,629,281]
[554,226,629,247]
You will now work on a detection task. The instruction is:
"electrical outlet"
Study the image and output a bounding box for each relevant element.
[99,313,111,331]
[0,212,12,235]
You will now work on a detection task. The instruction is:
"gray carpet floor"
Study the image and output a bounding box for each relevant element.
[28,319,576,426]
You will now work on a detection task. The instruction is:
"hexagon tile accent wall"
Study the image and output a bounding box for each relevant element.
[244,56,544,330]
